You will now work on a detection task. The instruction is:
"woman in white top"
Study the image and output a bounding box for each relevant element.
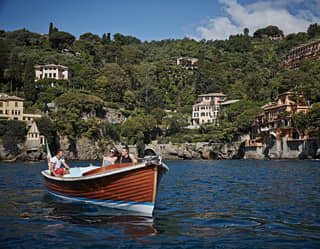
[101,148,118,167]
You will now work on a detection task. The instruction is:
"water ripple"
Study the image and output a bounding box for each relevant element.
[0,160,320,248]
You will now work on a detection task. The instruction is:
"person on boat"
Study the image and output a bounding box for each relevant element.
[49,150,71,177]
[101,148,118,166]
[119,146,137,164]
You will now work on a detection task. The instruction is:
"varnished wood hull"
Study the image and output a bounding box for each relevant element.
[42,161,168,214]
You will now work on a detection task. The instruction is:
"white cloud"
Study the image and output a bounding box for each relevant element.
[194,0,320,40]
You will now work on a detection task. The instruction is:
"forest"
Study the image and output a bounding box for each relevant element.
[0,23,320,152]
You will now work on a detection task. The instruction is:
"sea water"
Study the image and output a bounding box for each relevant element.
[0,160,319,248]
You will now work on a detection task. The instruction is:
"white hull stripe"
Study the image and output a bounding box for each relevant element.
[47,190,154,213]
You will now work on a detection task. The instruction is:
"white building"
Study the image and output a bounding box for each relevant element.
[191,93,226,127]
[34,64,70,82]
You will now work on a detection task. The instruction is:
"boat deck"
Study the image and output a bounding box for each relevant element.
[44,165,100,178]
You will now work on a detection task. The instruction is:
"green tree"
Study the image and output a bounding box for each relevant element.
[253,25,284,38]
[35,116,59,153]
[0,120,27,155]
[307,23,320,39]
[49,31,75,50]
[49,22,53,36]
[80,32,100,42]
[93,63,129,102]
[23,58,37,104]
[307,102,320,136]
[0,39,9,83]
[244,27,249,36]
[113,33,141,45]
[6,48,24,93]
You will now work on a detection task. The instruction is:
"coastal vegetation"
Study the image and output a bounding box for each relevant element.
[0,23,320,151]
[0,120,26,155]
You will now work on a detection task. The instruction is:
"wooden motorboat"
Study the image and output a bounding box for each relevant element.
[41,156,168,214]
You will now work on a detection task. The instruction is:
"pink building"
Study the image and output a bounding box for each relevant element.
[191,93,226,126]
[177,57,198,69]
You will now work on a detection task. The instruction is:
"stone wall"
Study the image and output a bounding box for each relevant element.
[244,138,320,160]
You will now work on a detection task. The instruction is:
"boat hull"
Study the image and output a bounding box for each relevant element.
[42,161,168,214]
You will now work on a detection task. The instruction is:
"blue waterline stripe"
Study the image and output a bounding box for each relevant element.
[48,190,154,206]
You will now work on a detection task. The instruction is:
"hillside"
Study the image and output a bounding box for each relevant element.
[0,23,320,154]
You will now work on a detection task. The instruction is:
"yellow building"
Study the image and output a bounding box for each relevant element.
[0,93,44,149]
[0,93,24,120]
[0,93,41,127]
[246,92,311,148]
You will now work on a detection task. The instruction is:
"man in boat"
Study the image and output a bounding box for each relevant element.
[49,150,71,176]
[119,146,137,164]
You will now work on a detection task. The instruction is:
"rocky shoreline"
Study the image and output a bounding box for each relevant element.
[1,136,320,162]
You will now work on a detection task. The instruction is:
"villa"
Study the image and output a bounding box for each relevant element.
[191,93,226,127]
[34,64,70,82]
[246,92,311,148]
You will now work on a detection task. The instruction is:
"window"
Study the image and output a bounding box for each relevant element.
[0,110,2,114]
[49,73,52,78]
[40,74,42,79]
[207,120,210,123]
[53,73,56,78]
[194,113,199,117]
[15,102,18,107]
[45,73,47,78]
[201,112,205,117]
[62,74,65,79]
[205,97,210,100]
[0,102,2,107]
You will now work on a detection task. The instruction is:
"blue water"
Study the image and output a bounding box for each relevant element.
[0,160,319,249]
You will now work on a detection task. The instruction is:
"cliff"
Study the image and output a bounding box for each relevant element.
[0,138,45,162]
[1,136,320,162]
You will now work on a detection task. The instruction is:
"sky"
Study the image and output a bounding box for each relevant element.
[0,0,320,41]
